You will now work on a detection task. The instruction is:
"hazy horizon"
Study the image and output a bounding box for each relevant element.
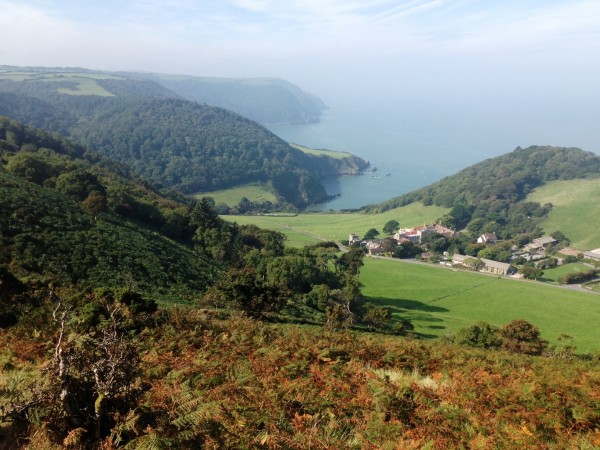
[1,0,599,155]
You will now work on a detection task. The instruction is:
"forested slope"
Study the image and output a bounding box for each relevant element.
[0,116,220,300]
[0,117,377,325]
[68,97,332,205]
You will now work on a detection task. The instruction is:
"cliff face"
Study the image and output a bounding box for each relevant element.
[302,153,370,179]
[331,154,371,176]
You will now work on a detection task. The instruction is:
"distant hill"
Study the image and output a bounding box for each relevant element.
[365,146,600,238]
[0,65,327,124]
[0,66,364,208]
[140,74,327,124]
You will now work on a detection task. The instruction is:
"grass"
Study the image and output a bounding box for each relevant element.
[527,178,600,250]
[193,183,277,206]
[360,257,600,352]
[290,143,352,159]
[54,77,115,97]
[587,281,600,293]
[541,263,591,282]
[0,69,120,96]
[223,202,449,246]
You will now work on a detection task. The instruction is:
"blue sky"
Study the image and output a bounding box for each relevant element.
[1,0,599,107]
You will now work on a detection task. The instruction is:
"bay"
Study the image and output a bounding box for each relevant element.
[267,96,600,211]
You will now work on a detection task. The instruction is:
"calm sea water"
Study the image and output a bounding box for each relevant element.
[267,96,600,211]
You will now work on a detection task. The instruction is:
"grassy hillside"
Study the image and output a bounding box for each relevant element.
[360,258,600,352]
[224,202,449,245]
[0,70,118,96]
[0,67,176,99]
[526,178,600,250]
[290,143,352,159]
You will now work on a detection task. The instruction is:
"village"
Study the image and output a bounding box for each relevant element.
[349,223,600,279]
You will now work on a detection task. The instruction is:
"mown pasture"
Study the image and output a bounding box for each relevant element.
[223,202,449,246]
[527,178,600,250]
[360,258,600,352]
[0,70,118,96]
[194,183,277,206]
[290,143,352,159]
[541,262,593,282]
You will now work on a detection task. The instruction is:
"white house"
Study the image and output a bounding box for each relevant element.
[477,233,497,244]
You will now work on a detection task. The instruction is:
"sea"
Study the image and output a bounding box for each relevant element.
[267,96,600,211]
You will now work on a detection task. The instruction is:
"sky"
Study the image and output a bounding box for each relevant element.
[1,0,599,151]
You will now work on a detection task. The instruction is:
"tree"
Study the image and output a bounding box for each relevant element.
[204,267,290,319]
[337,247,365,275]
[42,295,142,444]
[393,241,421,259]
[466,218,486,236]
[5,152,55,185]
[81,190,108,215]
[391,319,415,336]
[465,243,486,256]
[454,322,501,349]
[55,169,106,202]
[187,197,223,232]
[380,237,397,254]
[421,233,449,253]
[448,203,473,229]
[325,302,353,330]
[383,220,400,235]
[519,266,544,280]
[537,258,558,270]
[563,255,578,264]
[499,319,548,355]
[362,305,392,329]
[363,228,380,240]
[305,284,333,311]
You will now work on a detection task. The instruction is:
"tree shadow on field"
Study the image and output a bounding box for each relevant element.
[367,296,449,339]
[367,297,449,314]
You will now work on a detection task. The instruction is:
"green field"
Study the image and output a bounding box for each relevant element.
[290,143,352,159]
[54,77,115,96]
[527,178,600,250]
[224,202,449,245]
[193,183,277,206]
[0,70,117,96]
[360,258,600,352]
[541,263,592,282]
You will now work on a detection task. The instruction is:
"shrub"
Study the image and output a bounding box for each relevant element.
[499,319,548,355]
[454,322,501,349]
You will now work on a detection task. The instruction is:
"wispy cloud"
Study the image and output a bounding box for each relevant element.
[0,0,598,84]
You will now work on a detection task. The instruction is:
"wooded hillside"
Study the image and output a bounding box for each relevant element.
[367,146,600,238]
[0,67,363,208]
[141,74,327,124]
